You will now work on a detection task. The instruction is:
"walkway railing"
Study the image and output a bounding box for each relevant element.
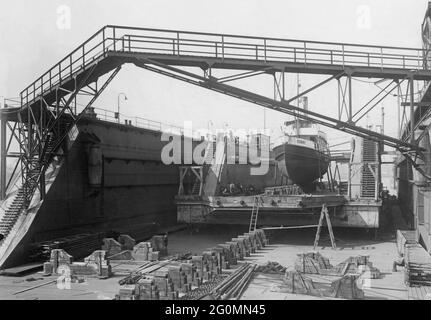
[86,106,215,140]
[91,106,185,135]
[21,25,427,108]
[1,98,20,109]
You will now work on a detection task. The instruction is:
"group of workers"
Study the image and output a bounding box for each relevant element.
[220,182,260,196]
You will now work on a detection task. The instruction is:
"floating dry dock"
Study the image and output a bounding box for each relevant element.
[176,192,381,229]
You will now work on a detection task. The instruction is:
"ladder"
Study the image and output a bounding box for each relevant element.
[249,196,262,232]
[191,179,201,195]
[313,204,336,250]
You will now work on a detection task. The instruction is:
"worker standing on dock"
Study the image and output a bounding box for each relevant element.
[229,182,235,194]
[392,253,405,272]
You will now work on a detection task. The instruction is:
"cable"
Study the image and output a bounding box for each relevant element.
[351,77,423,98]
[351,78,376,84]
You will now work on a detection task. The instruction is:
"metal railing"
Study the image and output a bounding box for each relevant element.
[93,106,184,133]
[21,25,428,108]
[86,106,208,139]
[1,97,20,109]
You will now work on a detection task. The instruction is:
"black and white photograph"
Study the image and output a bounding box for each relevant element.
[0,0,430,310]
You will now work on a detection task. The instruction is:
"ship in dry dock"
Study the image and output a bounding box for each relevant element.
[1,2,431,302]
[273,101,331,192]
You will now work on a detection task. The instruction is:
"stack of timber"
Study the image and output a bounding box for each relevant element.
[329,275,365,299]
[408,285,431,300]
[209,263,257,300]
[405,243,431,286]
[397,230,431,287]
[294,252,333,274]
[180,275,227,300]
[283,271,364,299]
[29,233,106,261]
[117,261,161,285]
[115,229,268,300]
[42,249,112,279]
[284,271,318,296]
[333,256,381,279]
[116,260,175,300]
[256,261,286,274]
[294,252,380,279]
[103,234,165,262]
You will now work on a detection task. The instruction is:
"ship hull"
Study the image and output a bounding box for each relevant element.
[274,143,330,188]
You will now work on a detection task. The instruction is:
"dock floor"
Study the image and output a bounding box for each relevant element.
[0,226,417,300]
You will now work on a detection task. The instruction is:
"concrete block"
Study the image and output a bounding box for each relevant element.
[50,249,73,274]
[43,262,53,276]
[150,251,159,261]
[101,238,122,257]
[132,242,152,261]
[151,235,168,256]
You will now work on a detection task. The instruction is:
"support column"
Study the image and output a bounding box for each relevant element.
[347,162,352,200]
[40,172,46,200]
[0,115,6,200]
[337,79,341,120]
[282,71,285,100]
[376,143,382,201]
[397,84,401,139]
[348,74,353,123]
[410,77,415,144]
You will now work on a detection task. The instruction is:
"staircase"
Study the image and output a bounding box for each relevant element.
[0,120,70,241]
[203,138,226,196]
[204,139,217,165]
[360,139,378,198]
[0,187,26,238]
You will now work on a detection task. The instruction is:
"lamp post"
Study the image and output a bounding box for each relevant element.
[117,93,128,123]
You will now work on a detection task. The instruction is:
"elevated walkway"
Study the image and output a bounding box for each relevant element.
[21,25,431,112]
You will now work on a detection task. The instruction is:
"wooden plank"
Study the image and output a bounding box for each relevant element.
[262,225,318,230]
[421,286,429,299]
[415,286,423,300]
[407,287,414,300]
[12,280,57,295]
[411,287,418,300]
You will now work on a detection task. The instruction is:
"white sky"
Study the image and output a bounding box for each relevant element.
[0,0,429,148]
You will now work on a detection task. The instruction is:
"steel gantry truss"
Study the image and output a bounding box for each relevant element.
[134,58,420,152]
[3,25,431,212]
[1,65,122,205]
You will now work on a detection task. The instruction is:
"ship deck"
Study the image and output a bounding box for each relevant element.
[176,193,381,228]
[209,193,346,211]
